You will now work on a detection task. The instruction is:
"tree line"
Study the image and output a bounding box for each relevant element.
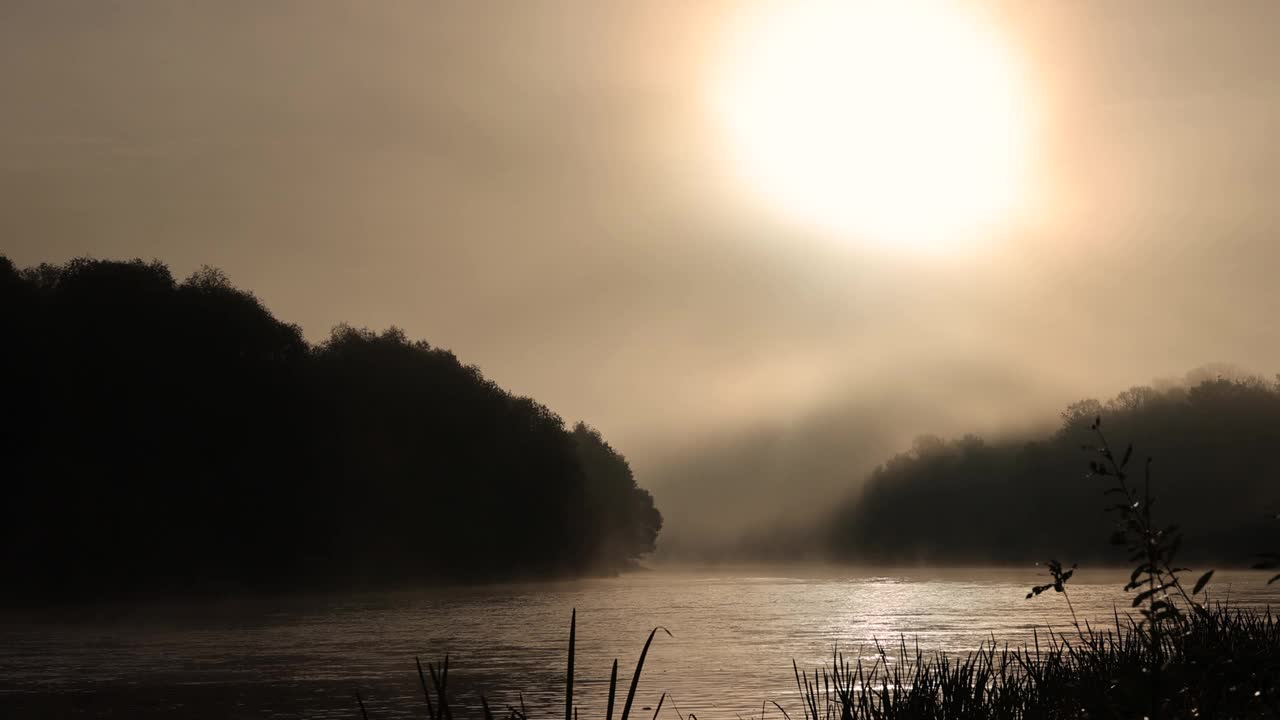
[0,256,660,601]
[827,371,1280,564]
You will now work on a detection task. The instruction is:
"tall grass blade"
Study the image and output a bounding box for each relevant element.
[566,608,576,720]
[606,658,618,720]
[416,656,436,720]
[651,691,666,720]
[619,626,671,720]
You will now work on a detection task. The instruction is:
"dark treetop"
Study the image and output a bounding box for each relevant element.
[827,374,1280,565]
[0,256,661,601]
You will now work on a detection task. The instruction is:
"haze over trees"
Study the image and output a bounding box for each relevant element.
[827,371,1280,565]
[0,256,661,600]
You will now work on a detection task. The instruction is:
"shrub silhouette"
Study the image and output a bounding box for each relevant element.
[0,256,661,601]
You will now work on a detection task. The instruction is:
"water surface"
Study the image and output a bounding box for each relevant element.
[2,566,1274,719]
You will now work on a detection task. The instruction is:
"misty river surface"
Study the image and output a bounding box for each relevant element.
[2,566,1277,719]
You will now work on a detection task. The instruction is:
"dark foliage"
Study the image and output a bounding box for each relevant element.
[789,605,1280,720]
[828,376,1280,564]
[0,256,661,601]
[1254,514,1280,584]
[1081,417,1214,634]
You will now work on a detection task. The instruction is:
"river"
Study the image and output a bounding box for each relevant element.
[2,566,1275,719]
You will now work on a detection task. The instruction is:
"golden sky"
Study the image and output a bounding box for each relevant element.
[4,0,1279,542]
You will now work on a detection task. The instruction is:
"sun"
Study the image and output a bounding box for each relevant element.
[713,0,1032,252]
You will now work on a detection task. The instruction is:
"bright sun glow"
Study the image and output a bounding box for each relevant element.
[715,0,1032,251]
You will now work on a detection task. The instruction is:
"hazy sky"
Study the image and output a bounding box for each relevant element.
[5,1,1279,544]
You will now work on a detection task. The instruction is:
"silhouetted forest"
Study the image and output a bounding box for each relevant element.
[828,373,1280,564]
[0,256,660,601]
